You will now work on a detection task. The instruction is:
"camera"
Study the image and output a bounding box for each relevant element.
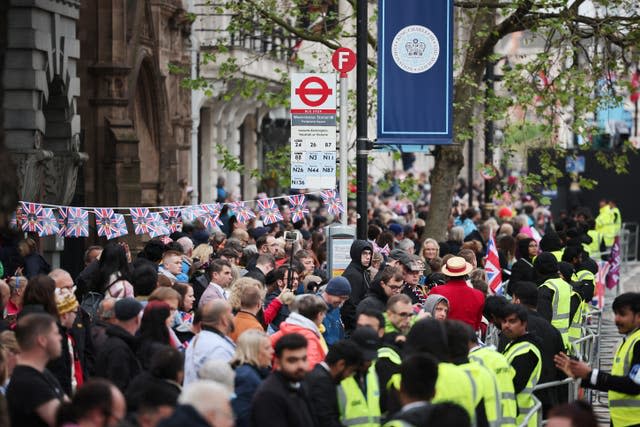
[284,231,298,242]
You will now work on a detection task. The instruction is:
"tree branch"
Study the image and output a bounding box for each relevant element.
[345,0,378,51]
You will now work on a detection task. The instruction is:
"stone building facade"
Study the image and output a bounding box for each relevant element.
[1,0,192,210]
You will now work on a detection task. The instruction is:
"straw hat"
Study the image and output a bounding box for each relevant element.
[442,256,473,277]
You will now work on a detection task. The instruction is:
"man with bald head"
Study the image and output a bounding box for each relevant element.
[183,299,236,385]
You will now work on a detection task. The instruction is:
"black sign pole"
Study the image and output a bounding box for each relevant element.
[356,0,369,240]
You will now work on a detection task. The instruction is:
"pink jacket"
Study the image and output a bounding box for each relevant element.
[270,312,327,370]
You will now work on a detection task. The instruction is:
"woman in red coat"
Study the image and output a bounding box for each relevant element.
[429,257,485,330]
[270,294,328,370]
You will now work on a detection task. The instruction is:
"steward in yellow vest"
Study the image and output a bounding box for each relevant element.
[338,326,384,427]
[534,253,573,349]
[382,354,439,427]
[596,201,616,248]
[445,320,501,427]
[500,305,543,427]
[393,318,488,426]
[555,293,640,427]
[610,201,622,241]
[469,345,518,427]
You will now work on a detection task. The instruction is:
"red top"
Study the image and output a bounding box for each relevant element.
[429,279,485,330]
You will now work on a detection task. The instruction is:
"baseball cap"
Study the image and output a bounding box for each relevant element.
[351,326,381,361]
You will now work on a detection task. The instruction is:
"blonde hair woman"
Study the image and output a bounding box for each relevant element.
[230,330,273,427]
[227,277,263,312]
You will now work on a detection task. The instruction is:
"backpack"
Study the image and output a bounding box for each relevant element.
[80,291,104,321]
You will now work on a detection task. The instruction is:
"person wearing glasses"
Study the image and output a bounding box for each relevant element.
[357,266,404,315]
[385,294,415,337]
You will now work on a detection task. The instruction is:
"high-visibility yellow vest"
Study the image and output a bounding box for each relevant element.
[503,340,542,427]
[540,278,572,348]
[596,205,616,247]
[377,346,401,365]
[551,249,564,262]
[387,363,476,423]
[460,361,500,427]
[611,207,622,236]
[383,420,414,427]
[583,230,602,256]
[469,346,518,427]
[609,328,640,427]
[338,363,382,427]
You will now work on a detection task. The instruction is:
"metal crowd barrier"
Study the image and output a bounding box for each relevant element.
[516,306,603,427]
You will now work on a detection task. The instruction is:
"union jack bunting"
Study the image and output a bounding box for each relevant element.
[256,198,283,225]
[200,203,223,229]
[149,212,171,238]
[288,194,309,223]
[66,208,89,238]
[94,208,119,240]
[21,202,42,232]
[229,201,255,224]
[320,189,345,216]
[130,208,153,235]
[161,208,182,233]
[37,208,60,237]
[181,206,206,224]
[113,213,128,238]
[56,207,68,237]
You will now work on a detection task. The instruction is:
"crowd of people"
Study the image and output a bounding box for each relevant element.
[0,195,636,427]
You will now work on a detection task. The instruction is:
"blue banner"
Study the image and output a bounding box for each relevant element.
[377,0,454,145]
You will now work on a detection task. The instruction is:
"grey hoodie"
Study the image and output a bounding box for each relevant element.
[423,294,449,317]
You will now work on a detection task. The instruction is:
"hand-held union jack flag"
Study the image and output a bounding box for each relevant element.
[38,208,60,237]
[256,198,283,225]
[95,208,119,240]
[130,208,153,235]
[66,208,89,238]
[229,201,255,224]
[320,190,345,217]
[161,208,182,233]
[21,202,42,232]
[288,194,309,223]
[485,233,503,295]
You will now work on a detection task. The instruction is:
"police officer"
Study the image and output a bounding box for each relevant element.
[555,292,640,427]
[501,304,543,427]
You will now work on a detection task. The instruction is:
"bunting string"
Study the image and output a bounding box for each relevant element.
[11,190,341,239]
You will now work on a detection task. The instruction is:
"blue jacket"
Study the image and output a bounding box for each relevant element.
[232,364,269,427]
[322,303,345,346]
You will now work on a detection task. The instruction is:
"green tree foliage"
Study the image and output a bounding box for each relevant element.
[180,0,640,240]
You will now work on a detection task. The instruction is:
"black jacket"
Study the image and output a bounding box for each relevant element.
[251,371,316,427]
[356,278,388,315]
[245,267,267,285]
[125,372,181,413]
[508,259,535,295]
[95,324,141,392]
[503,333,543,396]
[340,240,373,332]
[157,404,211,427]
[524,309,566,412]
[387,403,434,427]
[47,310,95,396]
[304,363,341,427]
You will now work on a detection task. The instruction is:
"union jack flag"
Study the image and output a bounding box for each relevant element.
[161,208,182,233]
[256,198,283,225]
[56,207,67,237]
[66,208,89,238]
[320,190,344,216]
[229,201,255,224]
[21,202,42,232]
[130,208,153,235]
[38,208,59,237]
[181,206,206,224]
[485,233,503,295]
[200,203,223,229]
[149,212,171,238]
[95,208,119,240]
[113,213,128,238]
[288,194,309,223]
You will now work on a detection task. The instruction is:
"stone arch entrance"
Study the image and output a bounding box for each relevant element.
[133,61,161,206]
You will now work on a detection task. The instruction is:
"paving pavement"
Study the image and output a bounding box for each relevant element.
[590,261,640,425]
